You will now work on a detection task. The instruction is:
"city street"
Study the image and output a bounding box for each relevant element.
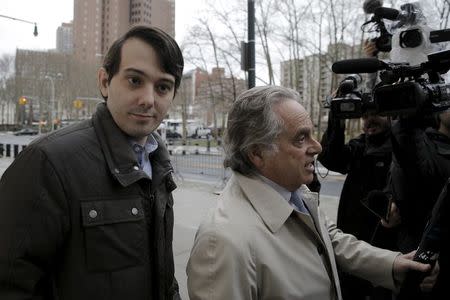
[3,0,450,298]
[0,133,345,299]
[0,131,39,145]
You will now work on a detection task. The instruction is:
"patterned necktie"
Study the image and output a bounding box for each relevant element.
[290,192,309,215]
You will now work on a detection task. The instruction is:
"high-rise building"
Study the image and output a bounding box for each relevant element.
[56,22,73,54]
[73,0,175,63]
[280,42,361,127]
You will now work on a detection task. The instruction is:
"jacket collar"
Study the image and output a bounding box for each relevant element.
[233,171,320,233]
[426,127,450,155]
[92,102,172,187]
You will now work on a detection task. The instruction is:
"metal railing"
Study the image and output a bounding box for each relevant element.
[168,145,230,187]
[0,142,230,185]
[0,143,27,158]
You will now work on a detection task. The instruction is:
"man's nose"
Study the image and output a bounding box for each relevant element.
[309,137,322,155]
[138,85,155,107]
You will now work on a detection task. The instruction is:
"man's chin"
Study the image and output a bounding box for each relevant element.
[303,175,314,185]
[125,127,156,141]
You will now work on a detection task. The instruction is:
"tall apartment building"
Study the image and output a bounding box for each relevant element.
[73,0,175,63]
[280,43,361,126]
[56,22,73,54]
[171,68,211,121]
[170,67,246,129]
[195,67,247,129]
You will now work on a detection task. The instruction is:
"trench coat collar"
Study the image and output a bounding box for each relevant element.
[299,184,321,224]
[233,171,319,233]
[92,102,172,187]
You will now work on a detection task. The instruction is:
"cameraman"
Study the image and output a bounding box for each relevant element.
[386,109,450,297]
[319,112,397,300]
[318,40,397,300]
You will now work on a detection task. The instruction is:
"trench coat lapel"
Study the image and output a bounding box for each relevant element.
[233,172,342,299]
[234,172,324,246]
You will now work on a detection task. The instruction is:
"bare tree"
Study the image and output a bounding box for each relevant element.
[0,54,15,126]
[255,0,276,84]
[431,0,450,29]
[204,0,246,74]
[181,2,249,138]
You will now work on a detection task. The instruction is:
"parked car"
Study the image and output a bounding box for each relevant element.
[192,127,212,139]
[13,128,39,136]
[166,130,182,139]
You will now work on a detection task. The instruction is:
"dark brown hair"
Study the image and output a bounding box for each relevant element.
[102,26,184,96]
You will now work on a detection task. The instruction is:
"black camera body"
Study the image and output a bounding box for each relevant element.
[372,32,392,53]
[374,80,450,116]
[362,6,399,53]
[363,2,446,54]
[328,50,450,119]
[323,74,374,119]
[325,92,373,119]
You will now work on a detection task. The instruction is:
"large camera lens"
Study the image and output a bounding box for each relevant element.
[400,29,422,48]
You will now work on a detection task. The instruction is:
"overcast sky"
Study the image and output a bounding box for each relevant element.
[0,0,205,57]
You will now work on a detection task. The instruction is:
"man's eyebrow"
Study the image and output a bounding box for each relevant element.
[124,67,146,76]
[124,67,175,84]
[294,127,311,138]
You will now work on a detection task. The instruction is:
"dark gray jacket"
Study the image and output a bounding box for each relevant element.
[390,119,450,298]
[0,103,180,299]
[318,117,393,245]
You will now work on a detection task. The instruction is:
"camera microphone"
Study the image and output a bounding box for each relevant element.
[363,0,383,14]
[374,7,400,21]
[332,58,386,74]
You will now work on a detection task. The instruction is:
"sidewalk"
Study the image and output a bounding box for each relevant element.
[0,158,339,299]
[0,157,14,178]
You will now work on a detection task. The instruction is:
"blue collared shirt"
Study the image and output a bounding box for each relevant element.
[258,175,308,213]
[129,134,159,179]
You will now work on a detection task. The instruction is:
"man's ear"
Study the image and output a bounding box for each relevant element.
[248,146,265,171]
[98,67,109,99]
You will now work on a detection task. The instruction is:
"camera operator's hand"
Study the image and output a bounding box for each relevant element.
[363,39,377,57]
[392,250,437,292]
[381,201,401,228]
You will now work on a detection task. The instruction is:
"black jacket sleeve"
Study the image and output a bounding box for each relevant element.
[390,117,430,174]
[0,146,70,299]
[318,113,365,174]
[389,116,445,235]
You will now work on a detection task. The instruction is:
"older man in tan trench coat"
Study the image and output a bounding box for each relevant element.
[186,86,435,300]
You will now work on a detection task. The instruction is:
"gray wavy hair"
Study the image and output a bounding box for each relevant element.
[223,86,300,176]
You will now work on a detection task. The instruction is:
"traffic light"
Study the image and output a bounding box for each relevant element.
[18,96,28,105]
[73,99,84,109]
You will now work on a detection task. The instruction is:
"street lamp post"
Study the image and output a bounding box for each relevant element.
[44,75,56,132]
[0,14,38,36]
[247,0,255,89]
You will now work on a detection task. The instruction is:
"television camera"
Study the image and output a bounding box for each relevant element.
[325,49,450,119]
[362,0,399,53]
[362,0,450,54]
